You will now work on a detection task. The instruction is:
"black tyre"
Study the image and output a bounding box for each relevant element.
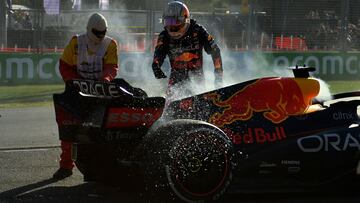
[74,143,119,183]
[74,144,99,181]
[142,119,234,202]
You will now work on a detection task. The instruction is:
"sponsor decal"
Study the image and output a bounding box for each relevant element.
[1,57,60,80]
[272,55,360,75]
[102,130,141,141]
[169,43,200,55]
[223,127,286,145]
[81,122,97,127]
[72,80,120,97]
[106,107,162,128]
[3,53,360,83]
[173,60,201,69]
[260,161,277,168]
[297,133,360,152]
[332,112,355,120]
[281,160,300,165]
[281,160,301,174]
[207,78,308,126]
[174,52,199,62]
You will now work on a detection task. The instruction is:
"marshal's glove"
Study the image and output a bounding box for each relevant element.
[152,65,167,79]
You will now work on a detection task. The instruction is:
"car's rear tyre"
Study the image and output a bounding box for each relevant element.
[74,143,120,183]
[142,119,234,202]
[74,144,99,181]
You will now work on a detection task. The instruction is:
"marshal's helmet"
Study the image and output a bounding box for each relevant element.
[163,1,190,39]
[87,13,108,43]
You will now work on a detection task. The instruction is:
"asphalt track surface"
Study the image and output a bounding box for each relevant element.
[0,107,360,203]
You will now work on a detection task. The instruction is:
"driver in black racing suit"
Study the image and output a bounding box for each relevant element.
[152,1,223,98]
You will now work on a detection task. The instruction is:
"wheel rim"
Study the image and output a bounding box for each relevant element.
[167,129,230,198]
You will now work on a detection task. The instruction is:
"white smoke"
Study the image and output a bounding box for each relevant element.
[314,78,333,102]
[61,4,334,103]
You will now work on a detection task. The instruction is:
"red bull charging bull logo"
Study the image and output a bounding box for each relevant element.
[206,77,319,126]
[174,52,199,62]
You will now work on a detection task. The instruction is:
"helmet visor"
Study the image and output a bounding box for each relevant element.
[164,16,184,26]
[164,16,185,32]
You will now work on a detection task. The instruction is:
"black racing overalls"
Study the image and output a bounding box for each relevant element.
[152,19,223,89]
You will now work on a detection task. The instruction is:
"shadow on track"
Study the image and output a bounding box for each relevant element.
[1,178,359,203]
[0,178,146,203]
[0,178,58,198]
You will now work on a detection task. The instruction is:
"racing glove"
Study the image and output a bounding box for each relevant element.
[152,65,167,79]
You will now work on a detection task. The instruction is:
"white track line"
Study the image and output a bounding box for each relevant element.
[0,145,60,153]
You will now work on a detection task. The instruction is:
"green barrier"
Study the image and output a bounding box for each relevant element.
[1,51,360,85]
[257,52,360,80]
[0,53,62,85]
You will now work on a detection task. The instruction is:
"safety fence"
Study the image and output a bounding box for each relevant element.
[2,0,360,53]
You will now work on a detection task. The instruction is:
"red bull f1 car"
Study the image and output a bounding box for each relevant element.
[53,67,360,202]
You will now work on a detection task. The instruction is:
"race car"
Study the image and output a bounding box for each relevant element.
[53,66,360,202]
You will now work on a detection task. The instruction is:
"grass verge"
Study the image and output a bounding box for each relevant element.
[326,81,360,94]
[0,84,64,108]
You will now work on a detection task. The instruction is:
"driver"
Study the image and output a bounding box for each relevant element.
[53,12,119,180]
[152,1,223,97]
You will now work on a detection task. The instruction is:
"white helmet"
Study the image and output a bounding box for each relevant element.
[87,13,108,43]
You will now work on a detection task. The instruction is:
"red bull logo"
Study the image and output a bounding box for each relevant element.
[223,127,286,145]
[179,98,193,110]
[206,78,319,126]
[174,52,199,62]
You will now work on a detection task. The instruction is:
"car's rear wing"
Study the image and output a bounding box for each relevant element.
[53,79,166,142]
